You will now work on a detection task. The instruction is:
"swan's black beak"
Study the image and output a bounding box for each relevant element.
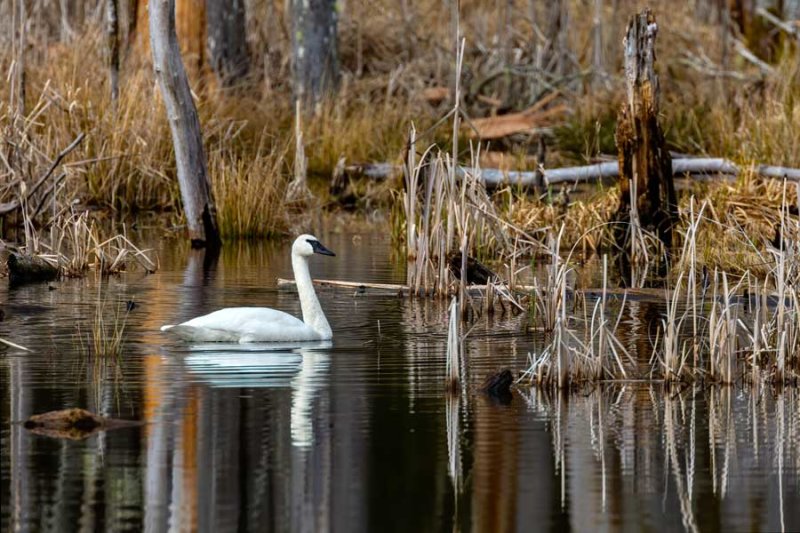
[310,240,336,256]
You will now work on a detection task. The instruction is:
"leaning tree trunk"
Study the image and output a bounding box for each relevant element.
[149,0,221,248]
[291,0,339,105]
[613,9,677,250]
[206,0,249,86]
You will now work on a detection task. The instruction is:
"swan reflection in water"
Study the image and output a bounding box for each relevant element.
[146,341,336,531]
[176,340,332,448]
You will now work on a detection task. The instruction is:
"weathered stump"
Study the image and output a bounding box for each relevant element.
[613,9,677,251]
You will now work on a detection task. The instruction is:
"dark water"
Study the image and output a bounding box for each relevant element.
[1,231,798,532]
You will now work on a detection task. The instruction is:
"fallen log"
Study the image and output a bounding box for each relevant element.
[276,277,533,297]
[344,158,800,187]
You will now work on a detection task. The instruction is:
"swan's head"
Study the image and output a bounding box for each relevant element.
[293,234,336,258]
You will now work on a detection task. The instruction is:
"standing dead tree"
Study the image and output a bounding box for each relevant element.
[107,0,120,101]
[206,0,249,86]
[613,9,677,251]
[149,0,221,248]
[291,0,339,105]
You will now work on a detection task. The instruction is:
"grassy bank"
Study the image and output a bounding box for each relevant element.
[0,0,797,246]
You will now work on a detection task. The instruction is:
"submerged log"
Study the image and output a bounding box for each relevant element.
[614,9,678,249]
[23,408,141,440]
[8,253,59,286]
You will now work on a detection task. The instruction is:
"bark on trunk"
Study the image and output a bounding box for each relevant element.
[291,0,339,105]
[107,0,120,101]
[613,9,677,249]
[149,0,221,248]
[206,0,249,86]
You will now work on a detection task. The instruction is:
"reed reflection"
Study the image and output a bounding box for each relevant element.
[521,385,800,532]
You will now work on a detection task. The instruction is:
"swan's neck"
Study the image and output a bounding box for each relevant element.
[292,254,332,339]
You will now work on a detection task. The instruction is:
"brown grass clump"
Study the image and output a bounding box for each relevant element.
[685,176,795,276]
[210,143,289,239]
[508,175,798,278]
[507,186,619,255]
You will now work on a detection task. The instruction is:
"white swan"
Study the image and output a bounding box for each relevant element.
[160,234,335,343]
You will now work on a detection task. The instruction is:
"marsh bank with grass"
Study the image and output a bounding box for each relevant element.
[2,1,800,531]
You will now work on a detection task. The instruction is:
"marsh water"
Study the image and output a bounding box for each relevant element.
[1,230,798,532]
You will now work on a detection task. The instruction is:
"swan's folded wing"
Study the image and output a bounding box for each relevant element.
[165,307,318,342]
[182,307,307,330]
[161,324,241,342]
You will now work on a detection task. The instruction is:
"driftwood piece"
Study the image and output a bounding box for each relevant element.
[614,9,678,248]
[149,0,221,248]
[8,253,59,285]
[277,277,519,297]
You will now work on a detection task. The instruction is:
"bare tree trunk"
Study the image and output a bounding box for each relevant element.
[614,9,678,249]
[149,0,221,248]
[126,0,139,50]
[543,0,565,76]
[176,0,207,74]
[292,0,339,105]
[107,0,120,101]
[592,0,605,88]
[11,0,26,115]
[206,0,249,86]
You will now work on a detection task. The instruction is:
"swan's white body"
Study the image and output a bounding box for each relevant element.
[161,235,334,343]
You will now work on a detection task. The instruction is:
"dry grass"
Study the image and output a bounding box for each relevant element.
[0,0,797,256]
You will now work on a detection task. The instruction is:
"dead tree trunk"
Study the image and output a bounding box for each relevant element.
[291,0,339,105]
[107,0,120,101]
[613,9,677,250]
[206,0,249,86]
[149,0,221,248]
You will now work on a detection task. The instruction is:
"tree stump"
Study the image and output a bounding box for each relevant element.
[613,9,677,251]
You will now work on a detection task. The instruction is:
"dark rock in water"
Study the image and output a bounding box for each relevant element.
[480,369,514,404]
[23,408,141,440]
[447,252,498,285]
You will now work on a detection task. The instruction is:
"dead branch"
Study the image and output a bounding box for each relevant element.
[0,132,85,216]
